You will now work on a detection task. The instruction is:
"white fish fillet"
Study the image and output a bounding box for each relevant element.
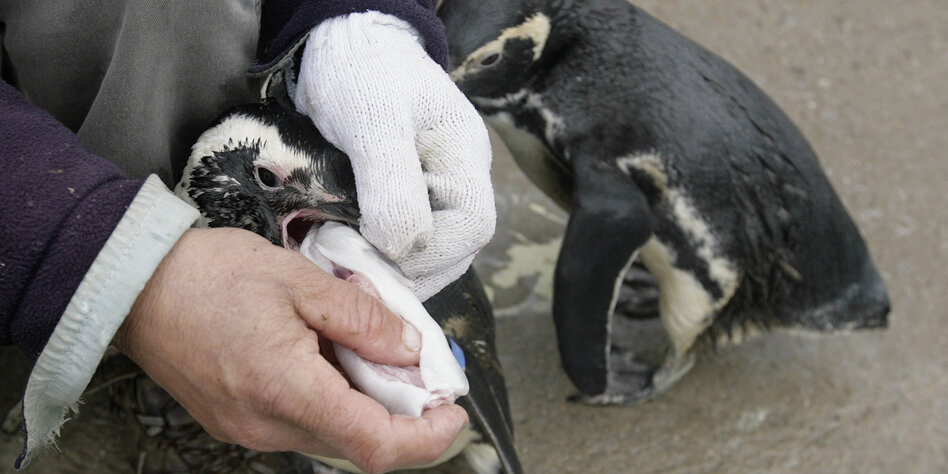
[298,222,469,417]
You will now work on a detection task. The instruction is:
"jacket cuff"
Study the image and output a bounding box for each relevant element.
[252,0,447,76]
[17,175,199,468]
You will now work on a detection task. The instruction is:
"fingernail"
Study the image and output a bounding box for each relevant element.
[402,323,422,351]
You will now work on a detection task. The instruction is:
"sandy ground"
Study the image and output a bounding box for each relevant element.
[2,1,946,473]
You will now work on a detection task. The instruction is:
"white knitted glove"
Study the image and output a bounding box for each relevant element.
[293,12,495,301]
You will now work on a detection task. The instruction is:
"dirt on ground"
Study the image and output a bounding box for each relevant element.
[3,1,946,473]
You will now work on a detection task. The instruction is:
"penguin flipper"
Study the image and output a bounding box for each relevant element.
[554,158,654,404]
[614,262,660,319]
[424,270,522,474]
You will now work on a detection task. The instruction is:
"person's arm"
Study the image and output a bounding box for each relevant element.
[2,73,468,472]
[0,80,201,467]
[3,1,478,467]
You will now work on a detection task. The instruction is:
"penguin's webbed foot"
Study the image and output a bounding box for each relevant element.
[570,317,696,405]
[568,345,659,405]
[614,263,660,319]
[570,351,696,405]
[568,347,656,405]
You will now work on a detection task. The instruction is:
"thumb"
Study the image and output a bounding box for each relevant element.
[291,266,422,367]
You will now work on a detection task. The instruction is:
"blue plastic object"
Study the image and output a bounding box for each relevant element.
[448,338,466,369]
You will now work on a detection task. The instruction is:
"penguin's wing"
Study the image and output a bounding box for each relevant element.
[424,269,523,474]
[554,156,654,401]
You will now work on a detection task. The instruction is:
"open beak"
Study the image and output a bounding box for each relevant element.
[281,203,360,251]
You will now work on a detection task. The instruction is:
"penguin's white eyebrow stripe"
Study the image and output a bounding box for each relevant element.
[451,13,551,80]
[510,12,551,60]
[190,115,332,198]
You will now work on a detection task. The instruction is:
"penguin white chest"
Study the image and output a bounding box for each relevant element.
[484,111,573,210]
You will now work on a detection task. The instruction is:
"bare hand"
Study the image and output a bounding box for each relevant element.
[113,227,468,473]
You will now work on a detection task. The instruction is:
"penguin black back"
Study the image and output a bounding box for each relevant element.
[441,0,889,403]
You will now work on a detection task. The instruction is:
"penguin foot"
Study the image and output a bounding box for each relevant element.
[651,350,697,395]
[564,313,675,405]
[569,348,696,406]
[567,349,656,405]
[615,264,660,319]
[567,385,655,406]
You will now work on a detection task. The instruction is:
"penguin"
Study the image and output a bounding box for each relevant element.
[174,101,522,474]
[438,0,890,404]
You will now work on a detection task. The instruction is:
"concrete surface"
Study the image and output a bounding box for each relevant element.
[2,0,946,472]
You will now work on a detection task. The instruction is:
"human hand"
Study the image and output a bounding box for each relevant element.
[293,12,496,301]
[113,227,468,473]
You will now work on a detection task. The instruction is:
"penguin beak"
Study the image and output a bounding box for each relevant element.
[281,203,360,252]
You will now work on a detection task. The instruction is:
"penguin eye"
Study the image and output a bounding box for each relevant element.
[479,52,501,67]
[255,166,283,189]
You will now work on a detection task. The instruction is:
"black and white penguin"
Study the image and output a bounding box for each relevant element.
[438,0,890,404]
[171,101,521,474]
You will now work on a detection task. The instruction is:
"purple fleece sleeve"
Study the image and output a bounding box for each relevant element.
[0,80,143,361]
[253,0,448,73]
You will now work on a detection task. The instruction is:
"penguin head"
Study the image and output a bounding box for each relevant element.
[176,102,359,250]
[440,0,555,99]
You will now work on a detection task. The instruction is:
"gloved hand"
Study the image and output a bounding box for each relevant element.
[293,11,495,301]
